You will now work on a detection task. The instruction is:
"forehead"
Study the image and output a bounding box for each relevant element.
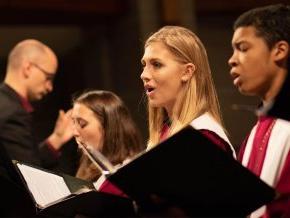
[72,103,95,118]
[232,26,261,44]
[142,42,175,60]
[39,51,58,74]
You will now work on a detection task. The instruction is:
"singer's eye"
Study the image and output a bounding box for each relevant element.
[151,60,162,68]
[74,118,88,129]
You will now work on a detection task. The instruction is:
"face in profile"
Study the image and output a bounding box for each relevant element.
[71,102,104,151]
[228,26,279,99]
[140,42,186,114]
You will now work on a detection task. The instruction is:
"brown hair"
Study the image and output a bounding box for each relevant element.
[74,90,145,181]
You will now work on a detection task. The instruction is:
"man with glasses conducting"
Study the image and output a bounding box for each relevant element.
[0,39,73,170]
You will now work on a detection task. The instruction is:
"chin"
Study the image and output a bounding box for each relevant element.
[239,88,256,97]
[28,94,42,102]
[28,97,37,102]
[149,102,162,108]
[239,89,248,95]
[37,94,46,100]
[148,97,162,105]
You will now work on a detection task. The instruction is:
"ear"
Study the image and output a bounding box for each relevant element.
[272,40,289,62]
[22,60,32,79]
[181,63,195,82]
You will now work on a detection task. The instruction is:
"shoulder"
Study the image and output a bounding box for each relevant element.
[199,129,235,158]
[0,84,21,109]
[190,113,230,145]
[190,113,236,158]
[271,119,290,146]
[274,119,290,133]
[0,85,24,120]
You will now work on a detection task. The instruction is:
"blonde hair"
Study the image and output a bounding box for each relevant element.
[145,26,223,148]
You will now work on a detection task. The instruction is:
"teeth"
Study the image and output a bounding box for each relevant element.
[144,86,155,93]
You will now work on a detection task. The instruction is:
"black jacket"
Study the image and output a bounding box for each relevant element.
[0,83,57,168]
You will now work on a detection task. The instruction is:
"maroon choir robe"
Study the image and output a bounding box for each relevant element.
[239,116,290,218]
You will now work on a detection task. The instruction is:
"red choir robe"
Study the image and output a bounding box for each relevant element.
[239,116,290,218]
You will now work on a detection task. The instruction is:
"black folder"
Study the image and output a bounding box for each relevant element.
[12,162,135,217]
[39,189,135,217]
[108,126,276,217]
[0,139,135,217]
[0,169,35,216]
[0,142,36,216]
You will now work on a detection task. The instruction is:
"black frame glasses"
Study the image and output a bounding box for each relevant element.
[30,62,55,81]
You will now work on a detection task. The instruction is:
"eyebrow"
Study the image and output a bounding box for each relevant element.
[46,74,55,80]
[141,57,162,63]
[232,40,247,48]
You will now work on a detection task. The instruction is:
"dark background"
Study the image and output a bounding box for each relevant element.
[0,0,287,174]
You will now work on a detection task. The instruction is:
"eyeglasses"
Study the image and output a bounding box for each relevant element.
[30,62,55,82]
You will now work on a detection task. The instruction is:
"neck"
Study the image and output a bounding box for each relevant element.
[165,99,179,121]
[4,74,28,99]
[262,68,287,102]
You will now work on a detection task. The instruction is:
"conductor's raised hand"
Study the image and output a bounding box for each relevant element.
[47,109,74,150]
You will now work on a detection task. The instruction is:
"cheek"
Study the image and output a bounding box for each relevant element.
[240,71,268,95]
[163,78,182,95]
[158,69,182,90]
[93,133,103,150]
[30,75,43,86]
[156,77,182,104]
[84,128,103,150]
[242,52,269,71]
[244,60,269,84]
[155,82,182,109]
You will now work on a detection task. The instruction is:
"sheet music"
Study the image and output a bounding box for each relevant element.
[17,163,71,208]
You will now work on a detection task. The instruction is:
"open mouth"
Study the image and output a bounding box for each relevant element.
[230,72,240,86]
[147,87,155,93]
[144,84,155,94]
[232,75,241,86]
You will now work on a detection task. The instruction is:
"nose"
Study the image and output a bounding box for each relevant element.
[72,124,80,137]
[46,81,53,93]
[140,66,151,83]
[228,52,238,67]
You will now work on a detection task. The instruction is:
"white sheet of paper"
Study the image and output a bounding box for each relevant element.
[17,164,71,208]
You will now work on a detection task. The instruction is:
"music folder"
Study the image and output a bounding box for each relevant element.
[11,161,135,217]
[107,125,276,217]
